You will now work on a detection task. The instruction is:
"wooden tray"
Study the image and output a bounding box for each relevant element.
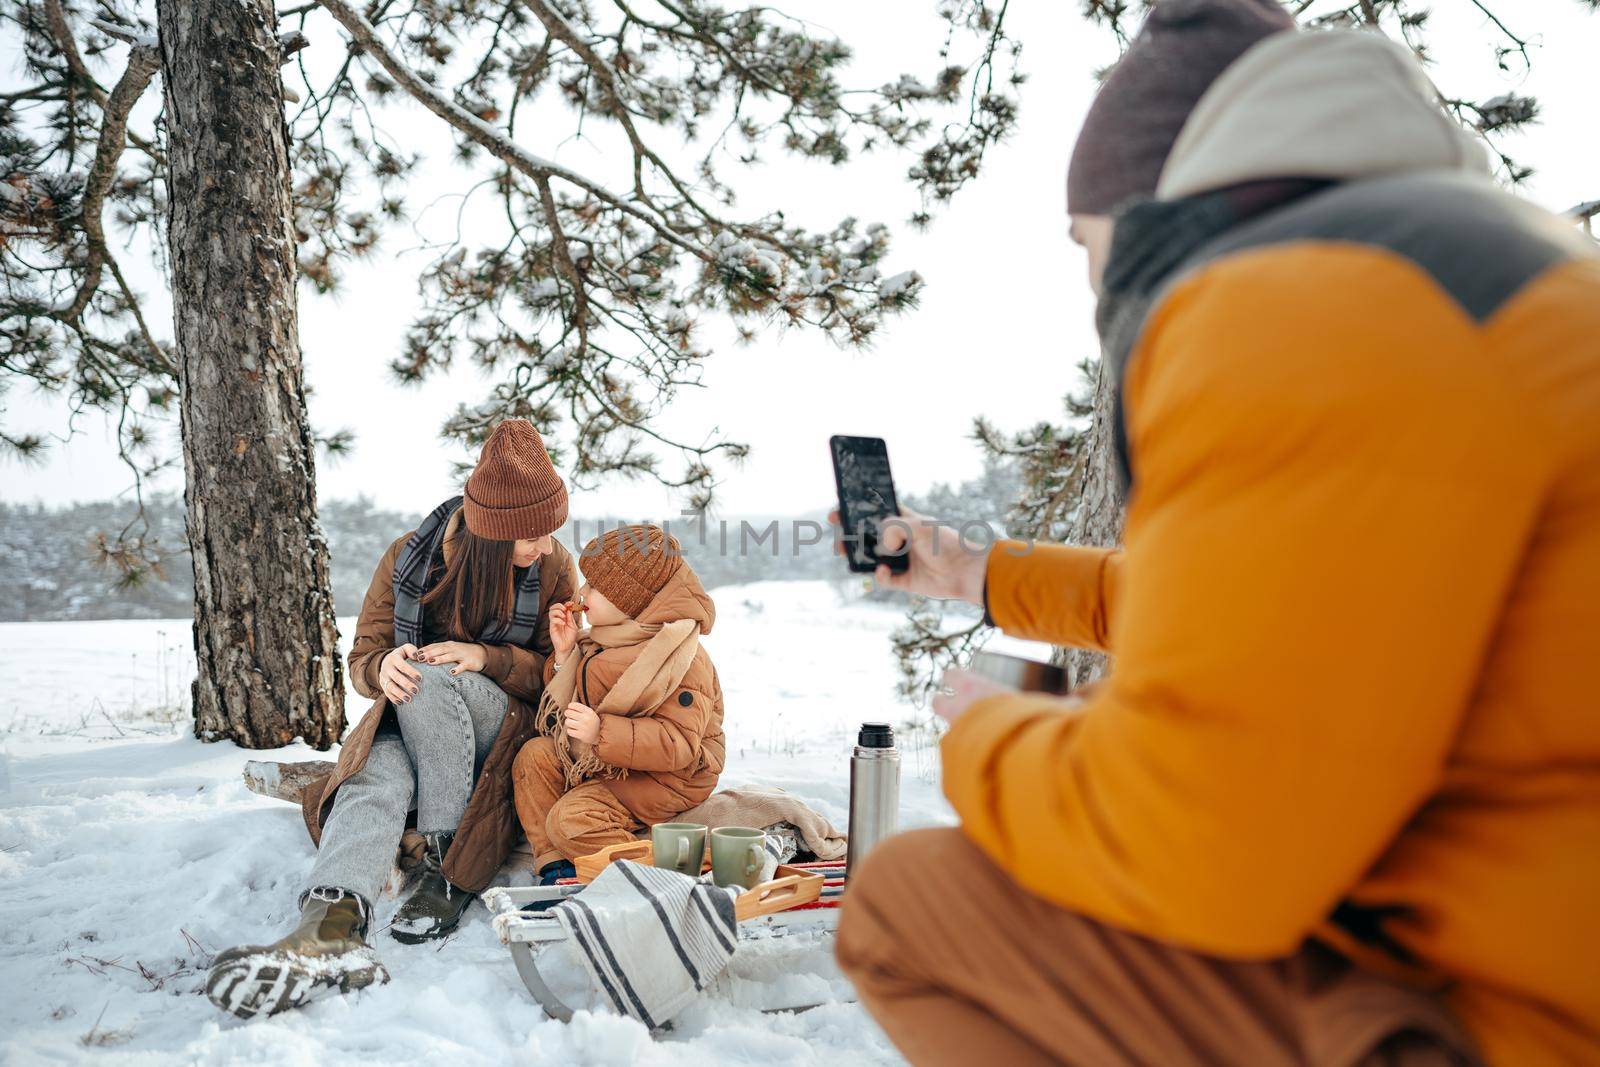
[574,839,670,882]
[572,840,823,922]
[733,866,823,921]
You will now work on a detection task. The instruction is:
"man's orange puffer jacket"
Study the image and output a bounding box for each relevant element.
[945,173,1600,1067]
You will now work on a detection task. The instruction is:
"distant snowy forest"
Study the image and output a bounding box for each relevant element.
[0,461,1018,622]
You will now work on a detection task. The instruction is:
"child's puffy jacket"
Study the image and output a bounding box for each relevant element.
[543,564,724,822]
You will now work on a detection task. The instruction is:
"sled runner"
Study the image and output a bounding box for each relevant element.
[484,840,848,1024]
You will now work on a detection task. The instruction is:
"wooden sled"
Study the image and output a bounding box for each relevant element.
[484,841,847,1023]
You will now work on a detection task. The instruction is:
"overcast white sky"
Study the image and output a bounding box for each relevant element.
[5,1,1597,520]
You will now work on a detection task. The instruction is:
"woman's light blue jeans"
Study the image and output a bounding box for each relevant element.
[302,662,508,904]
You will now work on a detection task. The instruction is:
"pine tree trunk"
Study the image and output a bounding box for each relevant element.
[158,0,345,749]
[1064,355,1125,689]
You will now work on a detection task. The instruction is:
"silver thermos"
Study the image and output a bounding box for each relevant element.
[847,722,901,873]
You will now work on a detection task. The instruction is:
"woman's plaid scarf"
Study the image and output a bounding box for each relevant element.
[392,495,542,647]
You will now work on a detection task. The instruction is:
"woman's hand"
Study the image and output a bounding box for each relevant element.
[548,601,581,661]
[564,701,600,744]
[380,644,422,704]
[416,641,487,675]
[830,506,991,605]
[931,668,1015,725]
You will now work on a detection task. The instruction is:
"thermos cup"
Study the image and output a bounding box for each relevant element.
[967,649,1070,694]
[847,721,901,874]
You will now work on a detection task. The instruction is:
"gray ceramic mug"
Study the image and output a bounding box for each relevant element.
[709,827,766,890]
[651,822,707,877]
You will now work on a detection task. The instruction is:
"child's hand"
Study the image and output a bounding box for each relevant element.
[549,602,581,659]
[564,701,600,744]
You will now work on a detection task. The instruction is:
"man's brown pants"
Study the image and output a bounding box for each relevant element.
[511,737,642,871]
[836,828,1482,1067]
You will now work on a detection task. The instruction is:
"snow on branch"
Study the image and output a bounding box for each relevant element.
[1570,200,1600,237]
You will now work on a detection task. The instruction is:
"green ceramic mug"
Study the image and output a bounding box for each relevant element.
[651,823,707,877]
[709,826,766,890]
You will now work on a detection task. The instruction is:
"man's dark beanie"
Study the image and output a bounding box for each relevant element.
[1066,0,1296,215]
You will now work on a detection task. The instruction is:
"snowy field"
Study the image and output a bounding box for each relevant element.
[0,581,1041,1066]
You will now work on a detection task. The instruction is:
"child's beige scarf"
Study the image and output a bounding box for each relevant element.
[535,617,701,786]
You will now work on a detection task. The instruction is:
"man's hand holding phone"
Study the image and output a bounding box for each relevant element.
[829,505,991,606]
[830,435,994,601]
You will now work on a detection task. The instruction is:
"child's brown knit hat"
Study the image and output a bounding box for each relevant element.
[580,525,683,618]
[463,420,568,540]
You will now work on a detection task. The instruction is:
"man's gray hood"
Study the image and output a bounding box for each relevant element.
[1156,29,1488,201]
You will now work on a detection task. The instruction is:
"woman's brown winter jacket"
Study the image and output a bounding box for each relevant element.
[545,565,725,823]
[300,510,575,891]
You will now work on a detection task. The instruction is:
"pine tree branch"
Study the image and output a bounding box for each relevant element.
[612,0,789,96]
[519,0,660,200]
[56,34,162,328]
[321,0,825,276]
[315,0,711,266]
[1466,0,1531,66]
[88,18,146,45]
[43,1,165,165]
[106,256,172,377]
[532,172,590,349]
[517,0,790,252]
[44,0,108,101]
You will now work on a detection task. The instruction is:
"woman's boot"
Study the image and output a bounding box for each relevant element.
[204,887,387,1018]
[391,831,474,943]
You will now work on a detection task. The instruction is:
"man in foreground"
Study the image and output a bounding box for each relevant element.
[835,2,1599,1064]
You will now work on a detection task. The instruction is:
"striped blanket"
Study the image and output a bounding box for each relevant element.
[551,860,742,1028]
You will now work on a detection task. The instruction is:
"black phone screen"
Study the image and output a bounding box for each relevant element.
[830,435,909,574]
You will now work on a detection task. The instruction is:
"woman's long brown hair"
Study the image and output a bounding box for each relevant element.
[421,525,517,641]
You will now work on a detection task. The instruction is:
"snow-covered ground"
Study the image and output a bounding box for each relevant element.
[0,581,1041,1066]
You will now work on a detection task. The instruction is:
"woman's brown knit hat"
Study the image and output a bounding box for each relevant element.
[580,525,683,618]
[462,420,568,540]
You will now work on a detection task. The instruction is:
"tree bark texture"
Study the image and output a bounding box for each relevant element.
[159,0,345,749]
[1064,355,1126,689]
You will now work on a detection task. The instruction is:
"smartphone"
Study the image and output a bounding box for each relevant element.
[830,435,910,574]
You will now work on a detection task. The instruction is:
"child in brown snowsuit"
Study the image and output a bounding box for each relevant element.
[512,524,724,880]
